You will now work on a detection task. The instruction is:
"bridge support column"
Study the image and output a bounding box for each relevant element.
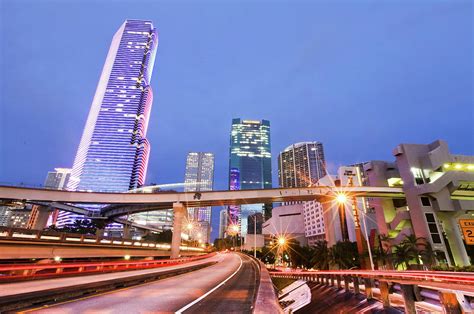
[336,275,342,289]
[400,284,417,314]
[27,205,51,230]
[379,281,390,308]
[364,278,373,300]
[353,276,360,294]
[171,202,186,259]
[330,275,335,286]
[123,224,131,239]
[439,291,462,314]
[344,276,350,292]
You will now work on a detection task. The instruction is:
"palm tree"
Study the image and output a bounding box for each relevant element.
[402,235,427,265]
[392,243,415,270]
[420,241,440,269]
[330,241,359,269]
[311,240,331,270]
[375,234,393,269]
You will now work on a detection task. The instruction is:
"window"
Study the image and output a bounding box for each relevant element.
[421,197,431,207]
[425,213,442,244]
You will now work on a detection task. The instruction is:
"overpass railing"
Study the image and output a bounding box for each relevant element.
[0,226,205,252]
[0,252,216,282]
[270,270,474,314]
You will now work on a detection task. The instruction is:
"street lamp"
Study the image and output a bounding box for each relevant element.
[335,189,374,270]
[276,235,287,266]
[278,236,286,246]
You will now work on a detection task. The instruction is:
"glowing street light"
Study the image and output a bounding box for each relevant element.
[278,236,286,246]
[186,223,193,230]
[336,193,347,204]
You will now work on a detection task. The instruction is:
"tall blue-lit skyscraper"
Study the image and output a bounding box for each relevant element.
[60,20,158,225]
[228,119,272,236]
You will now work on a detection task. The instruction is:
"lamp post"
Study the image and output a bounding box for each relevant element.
[335,188,374,270]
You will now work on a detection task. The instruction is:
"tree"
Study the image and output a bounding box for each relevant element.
[258,246,276,265]
[420,241,441,269]
[311,240,331,270]
[392,242,414,270]
[374,234,393,270]
[402,235,426,265]
[213,237,233,250]
[330,241,360,269]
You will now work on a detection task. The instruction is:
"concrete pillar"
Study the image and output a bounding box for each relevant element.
[344,276,350,292]
[400,284,417,314]
[331,275,335,286]
[439,213,470,266]
[123,223,131,239]
[439,291,461,314]
[364,278,373,300]
[353,277,360,294]
[336,275,342,289]
[379,281,390,308]
[171,202,186,259]
[28,205,51,230]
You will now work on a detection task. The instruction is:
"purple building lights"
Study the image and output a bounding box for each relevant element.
[59,20,158,225]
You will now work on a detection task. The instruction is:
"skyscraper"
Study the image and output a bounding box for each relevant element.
[278,141,327,245]
[218,208,228,239]
[61,20,158,225]
[228,119,272,236]
[278,142,326,188]
[184,152,214,223]
[44,168,71,190]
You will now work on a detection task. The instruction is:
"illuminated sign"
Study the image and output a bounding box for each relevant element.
[459,219,474,245]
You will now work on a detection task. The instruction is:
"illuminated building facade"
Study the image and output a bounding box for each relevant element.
[184,152,214,243]
[44,168,71,190]
[60,20,158,225]
[278,141,326,188]
[228,118,272,236]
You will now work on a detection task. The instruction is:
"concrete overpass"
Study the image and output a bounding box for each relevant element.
[1,184,472,258]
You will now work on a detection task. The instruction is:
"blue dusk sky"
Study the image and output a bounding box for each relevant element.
[0,0,472,239]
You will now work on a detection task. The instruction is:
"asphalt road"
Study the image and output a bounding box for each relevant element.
[183,253,258,314]
[24,253,259,313]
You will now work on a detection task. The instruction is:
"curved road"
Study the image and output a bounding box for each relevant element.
[24,253,258,313]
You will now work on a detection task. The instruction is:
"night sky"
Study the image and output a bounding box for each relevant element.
[1,0,472,240]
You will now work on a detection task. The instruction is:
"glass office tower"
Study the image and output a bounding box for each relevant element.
[184,152,214,223]
[60,20,158,225]
[278,142,326,188]
[228,119,272,236]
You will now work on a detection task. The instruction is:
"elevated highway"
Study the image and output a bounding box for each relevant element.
[0,185,406,217]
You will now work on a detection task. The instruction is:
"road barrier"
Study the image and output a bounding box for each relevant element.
[270,270,474,314]
[0,252,216,282]
[251,258,283,314]
[0,226,205,252]
[0,260,217,312]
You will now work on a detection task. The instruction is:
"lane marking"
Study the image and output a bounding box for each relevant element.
[20,255,223,313]
[175,253,244,314]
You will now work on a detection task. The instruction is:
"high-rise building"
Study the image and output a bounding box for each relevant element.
[218,208,228,239]
[228,118,272,236]
[44,168,71,190]
[278,141,326,245]
[278,142,326,188]
[61,20,158,225]
[184,152,214,223]
[184,152,214,243]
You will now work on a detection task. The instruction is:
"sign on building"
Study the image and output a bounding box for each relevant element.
[459,219,474,245]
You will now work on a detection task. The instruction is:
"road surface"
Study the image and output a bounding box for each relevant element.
[22,253,259,313]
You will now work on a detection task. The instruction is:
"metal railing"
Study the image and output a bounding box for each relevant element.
[0,226,205,252]
[0,252,216,282]
[270,270,474,314]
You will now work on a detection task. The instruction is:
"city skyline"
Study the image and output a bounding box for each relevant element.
[0,2,472,311]
[1,1,472,240]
